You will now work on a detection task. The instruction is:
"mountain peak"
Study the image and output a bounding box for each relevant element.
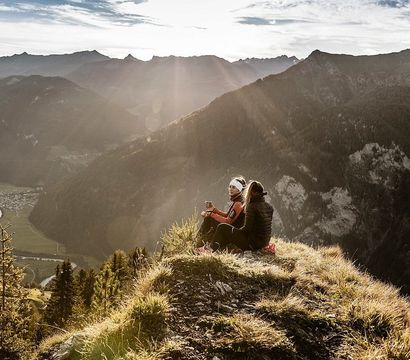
[69,50,106,58]
[16,51,29,57]
[124,54,138,61]
[308,49,328,58]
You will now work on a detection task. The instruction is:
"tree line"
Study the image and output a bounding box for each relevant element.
[0,223,148,359]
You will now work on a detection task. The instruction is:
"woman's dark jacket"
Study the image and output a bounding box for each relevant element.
[240,195,273,249]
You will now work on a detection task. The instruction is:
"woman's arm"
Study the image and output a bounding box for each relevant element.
[210,202,243,224]
[240,203,256,234]
[212,207,228,217]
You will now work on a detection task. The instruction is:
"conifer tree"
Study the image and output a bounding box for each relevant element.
[92,262,120,316]
[82,269,96,309]
[44,260,75,328]
[72,268,87,317]
[0,224,32,358]
[109,250,131,290]
[72,268,96,318]
[129,247,148,279]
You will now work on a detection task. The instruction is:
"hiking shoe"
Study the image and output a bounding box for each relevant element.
[196,245,212,254]
[262,243,276,255]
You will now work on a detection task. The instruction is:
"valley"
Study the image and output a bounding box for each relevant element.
[0,182,96,286]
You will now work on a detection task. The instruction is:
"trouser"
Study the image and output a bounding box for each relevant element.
[210,223,253,251]
[196,216,219,247]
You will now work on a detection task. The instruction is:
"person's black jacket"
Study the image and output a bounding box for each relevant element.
[240,195,273,249]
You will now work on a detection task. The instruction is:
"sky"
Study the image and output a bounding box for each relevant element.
[0,0,409,60]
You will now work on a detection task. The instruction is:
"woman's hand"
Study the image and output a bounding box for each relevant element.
[201,210,212,217]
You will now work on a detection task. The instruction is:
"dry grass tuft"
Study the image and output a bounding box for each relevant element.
[127,293,169,340]
[163,252,238,277]
[161,214,198,255]
[212,314,296,358]
[136,263,173,295]
[76,294,169,359]
[350,329,410,359]
[123,339,183,360]
[343,299,408,338]
[256,294,312,319]
[319,245,343,258]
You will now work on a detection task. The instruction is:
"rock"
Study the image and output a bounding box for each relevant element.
[274,175,307,213]
[348,143,410,189]
[49,331,87,359]
[218,303,235,312]
[317,187,357,237]
[214,281,233,295]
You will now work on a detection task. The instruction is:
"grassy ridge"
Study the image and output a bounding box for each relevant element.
[35,229,410,359]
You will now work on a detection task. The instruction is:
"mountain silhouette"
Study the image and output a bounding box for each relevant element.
[0,50,108,78]
[66,55,299,131]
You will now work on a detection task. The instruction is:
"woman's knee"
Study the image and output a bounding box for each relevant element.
[215,223,233,234]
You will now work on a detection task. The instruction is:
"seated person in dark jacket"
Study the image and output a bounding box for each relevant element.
[210,180,273,251]
[196,176,246,247]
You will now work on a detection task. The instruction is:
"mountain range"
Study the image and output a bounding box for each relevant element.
[0,50,109,78]
[0,51,299,185]
[0,75,143,185]
[30,49,410,293]
[0,51,299,132]
[66,54,299,130]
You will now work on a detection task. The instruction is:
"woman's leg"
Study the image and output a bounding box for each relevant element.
[211,223,252,251]
[230,228,254,251]
[197,216,219,247]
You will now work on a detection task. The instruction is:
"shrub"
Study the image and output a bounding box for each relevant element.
[80,294,169,359]
[161,214,198,255]
[127,293,169,340]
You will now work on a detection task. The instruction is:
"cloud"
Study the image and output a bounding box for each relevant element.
[0,0,409,60]
[377,0,410,7]
[237,16,272,25]
[0,0,153,27]
[237,16,311,25]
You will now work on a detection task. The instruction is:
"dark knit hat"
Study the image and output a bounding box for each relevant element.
[250,181,267,195]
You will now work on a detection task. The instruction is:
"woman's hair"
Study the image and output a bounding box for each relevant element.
[244,180,266,209]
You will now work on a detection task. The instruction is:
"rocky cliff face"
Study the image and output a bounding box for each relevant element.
[31,49,410,293]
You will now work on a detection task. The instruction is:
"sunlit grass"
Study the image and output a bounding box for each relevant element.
[37,221,410,360]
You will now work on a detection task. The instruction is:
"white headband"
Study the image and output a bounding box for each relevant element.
[229,179,244,192]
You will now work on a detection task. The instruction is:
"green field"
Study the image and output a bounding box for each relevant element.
[1,182,100,284]
[0,182,31,193]
[0,182,66,254]
[5,207,67,255]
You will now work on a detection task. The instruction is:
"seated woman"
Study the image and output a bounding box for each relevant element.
[210,180,273,252]
[196,176,246,247]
